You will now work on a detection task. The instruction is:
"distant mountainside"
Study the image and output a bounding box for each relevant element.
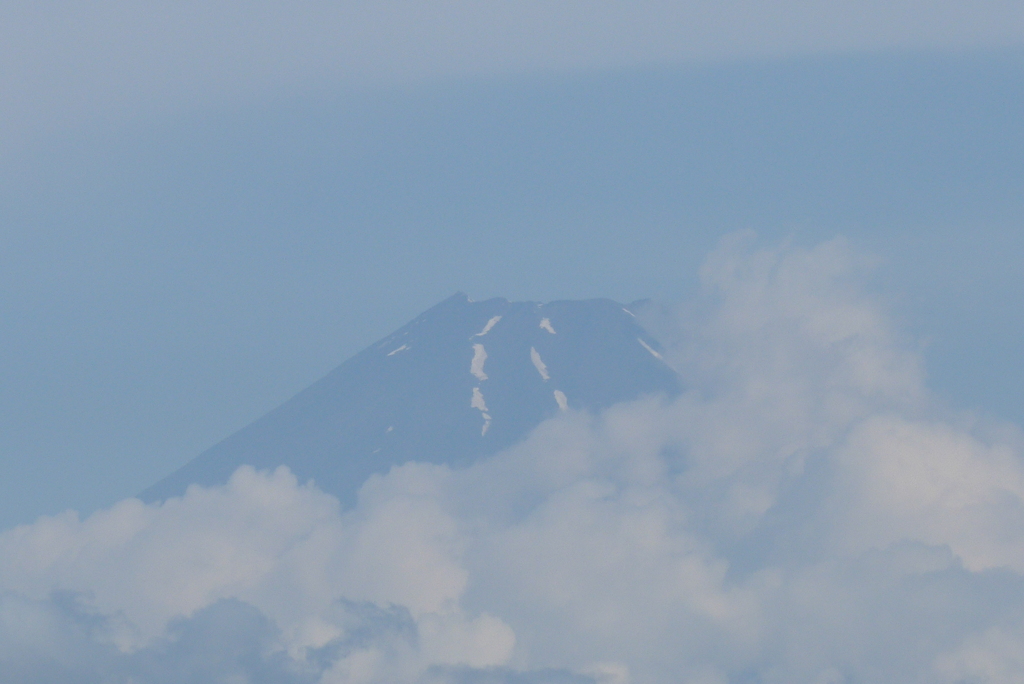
[142,293,681,505]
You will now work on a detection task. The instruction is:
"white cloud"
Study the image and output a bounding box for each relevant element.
[834,415,1024,571]
[936,626,1024,684]
[0,465,517,683]
[4,234,1024,682]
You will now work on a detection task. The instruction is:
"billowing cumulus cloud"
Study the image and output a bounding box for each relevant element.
[4,234,1024,683]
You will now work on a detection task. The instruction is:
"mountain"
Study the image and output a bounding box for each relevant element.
[142,293,681,505]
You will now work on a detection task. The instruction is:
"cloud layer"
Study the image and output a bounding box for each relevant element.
[4,2,1024,149]
[4,234,1024,683]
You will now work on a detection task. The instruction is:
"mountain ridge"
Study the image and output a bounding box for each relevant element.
[142,293,681,505]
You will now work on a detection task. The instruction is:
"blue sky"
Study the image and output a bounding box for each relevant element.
[1,3,1023,531]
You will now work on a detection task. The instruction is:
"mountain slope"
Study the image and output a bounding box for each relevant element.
[142,294,681,504]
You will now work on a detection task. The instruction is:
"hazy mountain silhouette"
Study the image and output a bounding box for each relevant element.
[142,294,681,504]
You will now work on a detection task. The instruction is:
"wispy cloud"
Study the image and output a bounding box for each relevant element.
[3,234,1024,682]
[3,2,1024,149]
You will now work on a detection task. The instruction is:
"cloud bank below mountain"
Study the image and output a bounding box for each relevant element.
[3,234,1024,683]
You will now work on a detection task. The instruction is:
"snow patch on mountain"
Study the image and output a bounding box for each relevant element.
[471,387,489,413]
[539,318,556,334]
[474,316,502,337]
[472,387,492,435]
[554,390,568,411]
[471,344,488,380]
[530,347,550,381]
[637,338,663,360]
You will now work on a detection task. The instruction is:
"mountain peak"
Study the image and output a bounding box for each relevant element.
[142,296,680,505]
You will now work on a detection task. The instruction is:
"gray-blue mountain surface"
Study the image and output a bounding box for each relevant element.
[142,294,680,504]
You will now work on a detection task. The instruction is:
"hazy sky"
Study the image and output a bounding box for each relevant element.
[2,2,1024,530]
[4,0,1024,150]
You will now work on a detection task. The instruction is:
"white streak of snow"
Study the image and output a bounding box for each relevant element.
[623,307,636,317]
[474,316,502,337]
[539,318,556,334]
[471,344,488,380]
[637,338,663,360]
[472,387,492,435]
[553,390,568,411]
[386,426,393,433]
[530,347,550,381]
[471,387,489,412]
[387,344,409,356]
